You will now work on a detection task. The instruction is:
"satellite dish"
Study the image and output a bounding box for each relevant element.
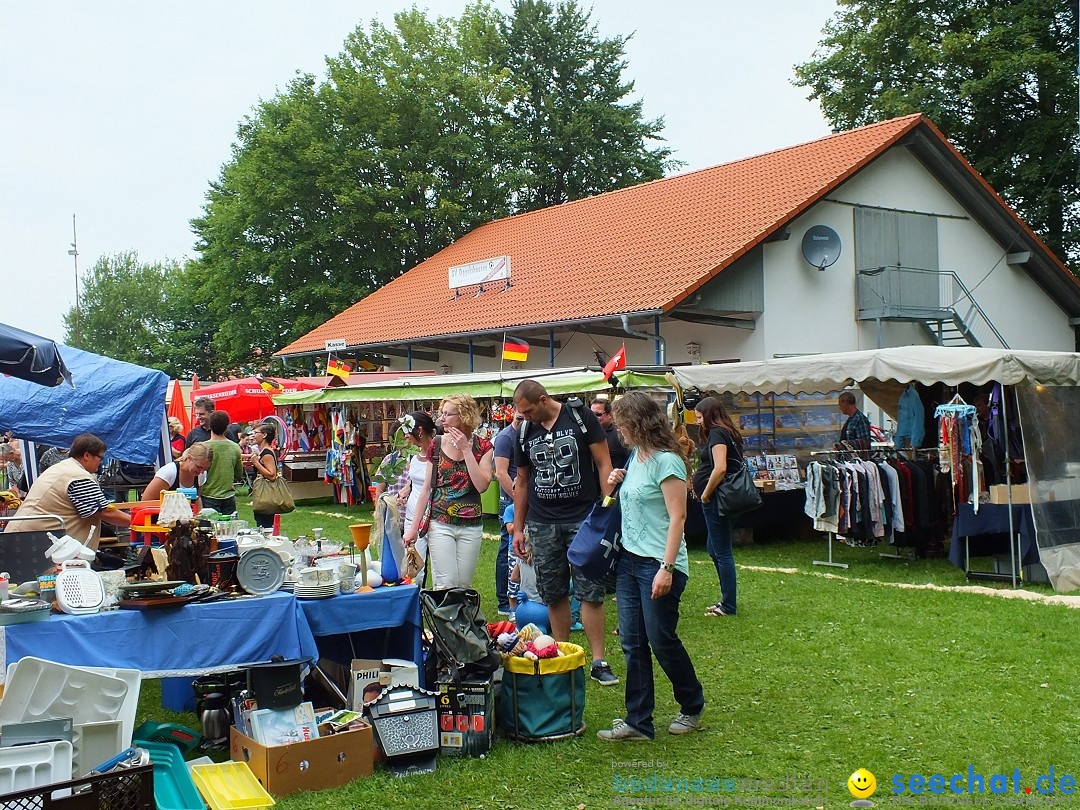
[801,225,841,270]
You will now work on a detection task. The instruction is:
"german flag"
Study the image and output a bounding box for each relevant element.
[502,336,529,362]
[327,354,353,381]
[257,376,284,393]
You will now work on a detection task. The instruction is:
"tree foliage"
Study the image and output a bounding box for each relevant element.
[62,253,227,379]
[189,0,673,371]
[63,252,174,371]
[496,0,674,209]
[794,0,1079,263]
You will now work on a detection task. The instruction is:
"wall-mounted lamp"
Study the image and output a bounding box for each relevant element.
[440,363,452,375]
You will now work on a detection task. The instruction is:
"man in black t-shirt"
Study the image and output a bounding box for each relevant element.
[513,380,618,686]
[187,397,242,446]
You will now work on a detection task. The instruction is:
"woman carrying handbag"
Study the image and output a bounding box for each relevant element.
[249,423,292,529]
[692,396,745,618]
[597,392,705,741]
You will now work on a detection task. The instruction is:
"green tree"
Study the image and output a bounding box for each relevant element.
[497,0,676,210]
[62,252,178,373]
[794,0,1079,262]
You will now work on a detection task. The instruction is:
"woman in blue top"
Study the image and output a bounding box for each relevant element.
[597,392,705,742]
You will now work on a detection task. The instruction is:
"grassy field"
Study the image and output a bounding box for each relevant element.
[134,498,1080,809]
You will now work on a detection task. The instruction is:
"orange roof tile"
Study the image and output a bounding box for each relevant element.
[277,114,1068,357]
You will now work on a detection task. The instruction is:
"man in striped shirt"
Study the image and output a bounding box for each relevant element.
[4,434,130,548]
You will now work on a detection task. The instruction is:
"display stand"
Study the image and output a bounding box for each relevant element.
[808,450,851,569]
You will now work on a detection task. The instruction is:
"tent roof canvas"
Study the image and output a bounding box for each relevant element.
[0,345,168,464]
[672,347,1080,395]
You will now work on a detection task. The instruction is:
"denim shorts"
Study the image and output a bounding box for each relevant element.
[527,520,606,604]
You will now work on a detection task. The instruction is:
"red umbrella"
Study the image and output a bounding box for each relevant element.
[191,377,321,423]
[166,379,190,434]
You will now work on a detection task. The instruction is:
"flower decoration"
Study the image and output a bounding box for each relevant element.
[398,414,417,435]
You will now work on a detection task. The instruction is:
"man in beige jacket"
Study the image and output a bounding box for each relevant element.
[4,434,131,549]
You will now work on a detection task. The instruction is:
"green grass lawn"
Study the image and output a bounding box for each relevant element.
[133,498,1080,809]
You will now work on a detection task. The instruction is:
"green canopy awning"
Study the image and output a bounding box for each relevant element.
[272,367,670,406]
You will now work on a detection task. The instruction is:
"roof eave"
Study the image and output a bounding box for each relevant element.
[274,310,665,362]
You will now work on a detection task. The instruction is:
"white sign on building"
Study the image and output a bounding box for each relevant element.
[448,256,510,289]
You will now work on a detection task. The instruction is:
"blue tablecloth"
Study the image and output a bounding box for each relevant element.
[0,592,319,681]
[948,502,1040,570]
[297,584,422,666]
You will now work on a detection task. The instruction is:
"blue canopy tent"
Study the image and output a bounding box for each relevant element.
[0,323,72,388]
[0,345,169,467]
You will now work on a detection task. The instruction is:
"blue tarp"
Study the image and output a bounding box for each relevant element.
[0,345,168,464]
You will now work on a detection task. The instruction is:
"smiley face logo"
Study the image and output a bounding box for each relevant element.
[848,769,877,799]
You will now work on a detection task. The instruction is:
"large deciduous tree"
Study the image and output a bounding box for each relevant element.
[496,0,675,210]
[794,0,1079,263]
[63,252,175,372]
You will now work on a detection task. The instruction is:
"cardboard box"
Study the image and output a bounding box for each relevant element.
[436,679,494,757]
[347,658,420,711]
[989,484,1031,505]
[230,722,373,797]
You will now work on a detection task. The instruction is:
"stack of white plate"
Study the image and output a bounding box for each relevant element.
[293,581,339,599]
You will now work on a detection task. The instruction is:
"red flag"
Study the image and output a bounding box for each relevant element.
[167,379,190,434]
[602,344,626,380]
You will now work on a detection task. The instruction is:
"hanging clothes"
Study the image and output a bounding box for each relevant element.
[895,385,926,448]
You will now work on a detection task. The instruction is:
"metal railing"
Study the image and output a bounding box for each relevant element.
[856,265,1008,349]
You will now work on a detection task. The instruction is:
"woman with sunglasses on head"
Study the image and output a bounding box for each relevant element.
[692,396,744,618]
[142,441,213,512]
[399,412,438,580]
[598,392,705,741]
[403,395,493,589]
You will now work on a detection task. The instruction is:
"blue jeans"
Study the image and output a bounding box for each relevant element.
[702,498,737,615]
[616,551,704,738]
[497,495,512,610]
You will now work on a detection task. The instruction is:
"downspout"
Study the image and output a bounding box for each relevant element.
[621,314,666,365]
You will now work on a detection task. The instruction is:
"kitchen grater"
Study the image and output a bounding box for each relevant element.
[55,559,105,615]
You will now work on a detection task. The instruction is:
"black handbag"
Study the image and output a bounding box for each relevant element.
[713,456,762,516]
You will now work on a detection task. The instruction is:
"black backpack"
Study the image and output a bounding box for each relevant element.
[518,396,589,455]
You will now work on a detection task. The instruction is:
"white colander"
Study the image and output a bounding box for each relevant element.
[55,560,105,615]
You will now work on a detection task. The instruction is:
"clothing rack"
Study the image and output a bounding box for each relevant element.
[807,447,938,568]
[807,451,850,569]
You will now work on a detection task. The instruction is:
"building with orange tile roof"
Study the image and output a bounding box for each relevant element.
[277,114,1080,374]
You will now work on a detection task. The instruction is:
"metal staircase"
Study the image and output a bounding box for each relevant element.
[857,266,1009,349]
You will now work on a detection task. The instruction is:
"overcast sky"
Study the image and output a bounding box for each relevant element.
[1,0,838,343]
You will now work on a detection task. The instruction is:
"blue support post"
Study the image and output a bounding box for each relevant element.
[407,345,413,370]
[469,339,474,373]
[549,329,555,367]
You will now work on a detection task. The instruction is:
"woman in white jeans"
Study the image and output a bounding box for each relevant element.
[403,395,493,589]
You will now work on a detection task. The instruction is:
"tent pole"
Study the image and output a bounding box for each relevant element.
[1003,384,1017,589]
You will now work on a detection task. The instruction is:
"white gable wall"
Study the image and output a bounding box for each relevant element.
[753,147,1073,357]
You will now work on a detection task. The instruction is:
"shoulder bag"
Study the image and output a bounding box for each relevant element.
[567,452,635,580]
[252,475,295,514]
[714,455,762,517]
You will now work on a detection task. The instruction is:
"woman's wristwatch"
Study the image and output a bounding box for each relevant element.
[659,561,676,573]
